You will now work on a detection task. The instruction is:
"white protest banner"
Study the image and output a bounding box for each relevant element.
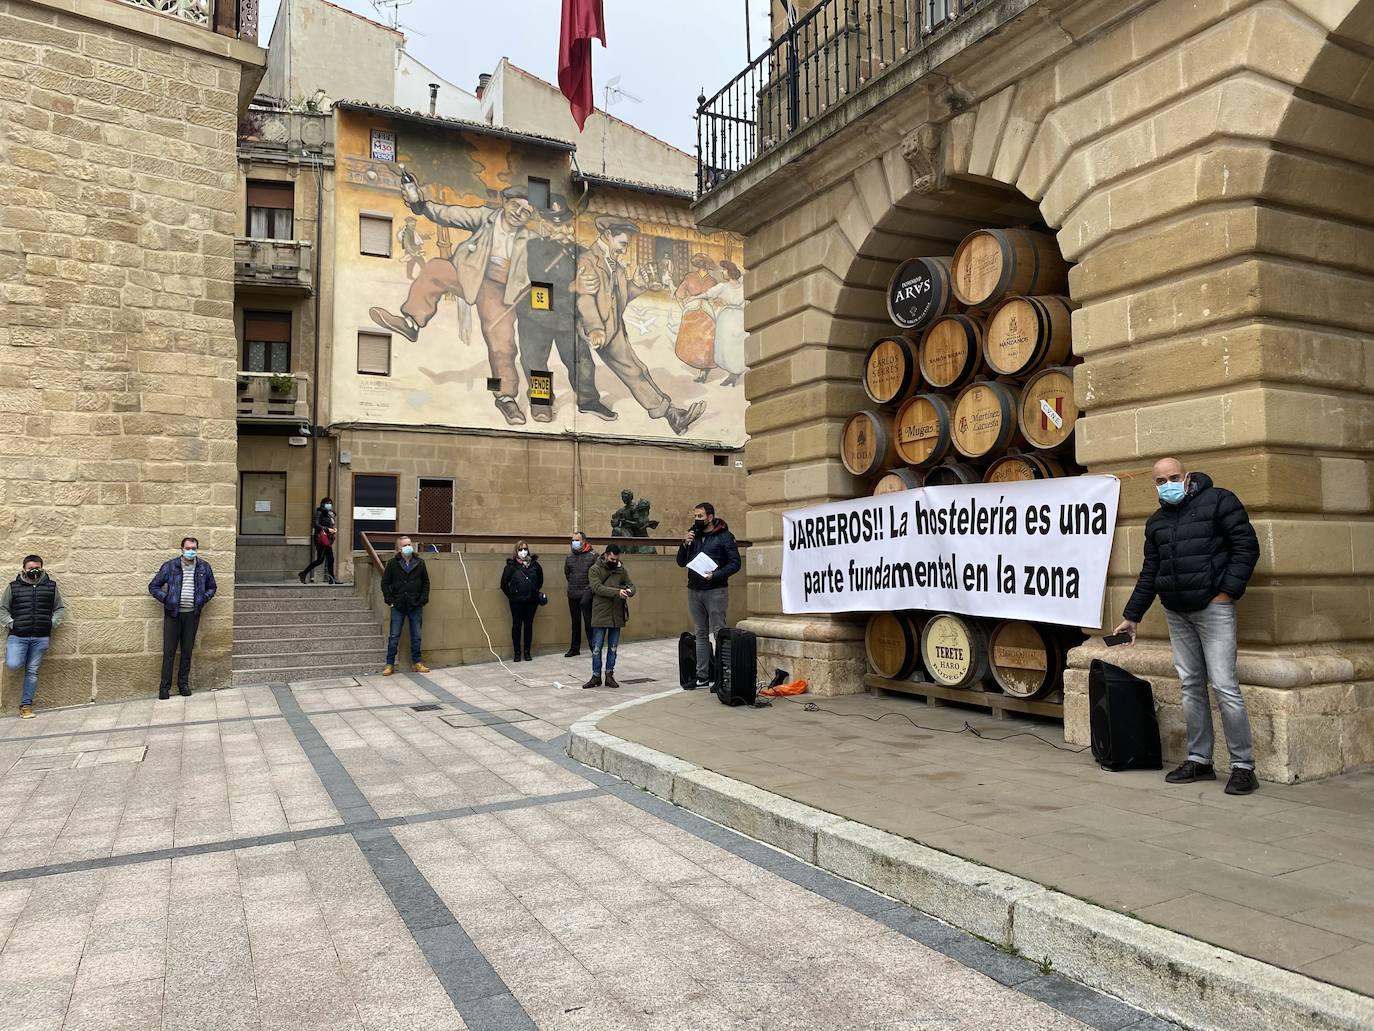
[782,476,1120,628]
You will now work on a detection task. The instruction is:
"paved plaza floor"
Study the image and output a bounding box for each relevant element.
[599,681,1374,1002]
[0,639,1178,1030]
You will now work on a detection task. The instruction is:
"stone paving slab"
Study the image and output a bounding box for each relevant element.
[581,685,1374,1029]
[0,638,1153,1030]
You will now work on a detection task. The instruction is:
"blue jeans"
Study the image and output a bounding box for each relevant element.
[387,607,423,664]
[6,636,50,707]
[590,627,620,676]
[1164,601,1254,769]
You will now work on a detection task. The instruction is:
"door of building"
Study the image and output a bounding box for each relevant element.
[352,473,398,551]
[240,472,287,536]
[417,478,454,553]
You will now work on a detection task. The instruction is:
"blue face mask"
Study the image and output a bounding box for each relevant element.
[1157,481,1187,505]
[182,549,197,560]
[401,545,414,558]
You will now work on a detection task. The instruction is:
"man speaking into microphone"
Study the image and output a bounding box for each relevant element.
[676,502,740,690]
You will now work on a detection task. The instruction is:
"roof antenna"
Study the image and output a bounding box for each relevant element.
[601,75,642,174]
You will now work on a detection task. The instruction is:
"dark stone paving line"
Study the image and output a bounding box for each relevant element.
[405,674,1180,1031]
[0,788,605,885]
[0,700,432,746]
[271,684,537,1031]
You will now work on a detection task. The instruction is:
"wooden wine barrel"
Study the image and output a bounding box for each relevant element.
[952,380,1025,460]
[872,468,922,495]
[922,461,981,486]
[951,229,1069,309]
[983,295,1073,378]
[921,613,990,689]
[1019,366,1078,454]
[983,451,1066,483]
[863,336,924,408]
[919,314,984,392]
[866,611,926,680]
[886,256,962,330]
[841,410,899,478]
[893,393,955,468]
[988,620,1068,699]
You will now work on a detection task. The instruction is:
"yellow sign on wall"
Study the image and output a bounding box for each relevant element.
[529,285,551,310]
[528,370,553,404]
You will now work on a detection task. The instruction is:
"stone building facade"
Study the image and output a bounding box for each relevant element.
[0,0,263,708]
[696,0,1374,781]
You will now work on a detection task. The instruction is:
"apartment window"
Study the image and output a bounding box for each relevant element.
[243,311,292,373]
[527,177,550,210]
[246,180,294,239]
[360,213,393,256]
[358,331,391,376]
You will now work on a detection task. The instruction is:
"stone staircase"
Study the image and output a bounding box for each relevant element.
[232,583,387,686]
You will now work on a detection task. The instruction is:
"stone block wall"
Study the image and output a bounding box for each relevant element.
[335,428,747,546]
[697,0,1374,778]
[0,0,263,709]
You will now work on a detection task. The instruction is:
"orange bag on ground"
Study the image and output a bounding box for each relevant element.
[760,679,808,697]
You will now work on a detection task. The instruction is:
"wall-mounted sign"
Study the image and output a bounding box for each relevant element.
[528,370,552,406]
[353,506,397,521]
[370,129,396,162]
[254,500,272,512]
[529,284,551,311]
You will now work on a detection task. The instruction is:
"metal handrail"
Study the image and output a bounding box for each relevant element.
[695,0,990,197]
[359,532,753,574]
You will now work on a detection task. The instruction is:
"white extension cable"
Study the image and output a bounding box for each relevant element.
[453,548,567,689]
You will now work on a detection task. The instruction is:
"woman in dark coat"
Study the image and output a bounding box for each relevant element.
[299,497,338,584]
[500,539,544,662]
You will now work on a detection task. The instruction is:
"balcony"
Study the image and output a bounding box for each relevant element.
[113,0,258,44]
[696,0,1000,197]
[238,107,335,163]
[237,372,310,423]
[234,238,313,292]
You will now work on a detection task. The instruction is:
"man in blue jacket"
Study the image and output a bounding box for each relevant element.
[1115,458,1260,795]
[148,536,217,699]
[676,502,741,690]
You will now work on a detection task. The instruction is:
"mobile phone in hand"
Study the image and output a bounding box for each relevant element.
[1103,632,1133,647]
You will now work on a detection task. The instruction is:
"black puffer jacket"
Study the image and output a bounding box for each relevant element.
[1124,473,1259,620]
[501,557,544,603]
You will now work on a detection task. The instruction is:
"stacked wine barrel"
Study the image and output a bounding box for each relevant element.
[843,226,1093,713]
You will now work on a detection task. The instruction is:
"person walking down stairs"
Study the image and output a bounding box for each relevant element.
[299,497,338,584]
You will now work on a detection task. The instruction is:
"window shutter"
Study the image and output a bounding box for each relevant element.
[360,214,393,256]
[358,332,391,376]
[246,180,294,209]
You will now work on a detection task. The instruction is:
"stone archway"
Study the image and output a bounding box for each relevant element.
[733,0,1374,779]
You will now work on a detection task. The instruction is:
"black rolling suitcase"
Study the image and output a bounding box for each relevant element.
[716,628,758,707]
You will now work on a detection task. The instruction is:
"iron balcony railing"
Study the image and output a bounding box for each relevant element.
[113,0,258,44]
[696,0,990,196]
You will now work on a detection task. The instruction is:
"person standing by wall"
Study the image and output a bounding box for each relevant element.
[148,537,217,700]
[583,543,634,690]
[500,540,544,662]
[1115,457,1261,795]
[299,497,338,584]
[381,536,430,676]
[564,531,596,658]
[677,502,741,690]
[2,555,65,718]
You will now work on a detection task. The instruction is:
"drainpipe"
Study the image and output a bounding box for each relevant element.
[428,83,440,115]
[309,143,324,546]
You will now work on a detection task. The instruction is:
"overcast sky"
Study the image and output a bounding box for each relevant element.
[257,0,772,153]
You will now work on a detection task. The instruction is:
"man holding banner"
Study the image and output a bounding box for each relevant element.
[1115,458,1259,796]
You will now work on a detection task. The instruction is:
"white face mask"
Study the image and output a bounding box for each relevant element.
[517,549,530,560]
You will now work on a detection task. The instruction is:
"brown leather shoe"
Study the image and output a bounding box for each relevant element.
[412,662,430,674]
[604,672,620,689]
[369,307,419,342]
[382,664,395,676]
[581,675,601,690]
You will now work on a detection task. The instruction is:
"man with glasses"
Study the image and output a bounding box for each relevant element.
[370,182,539,426]
[1115,458,1260,794]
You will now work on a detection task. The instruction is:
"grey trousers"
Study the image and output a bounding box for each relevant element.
[1164,601,1255,769]
[688,587,729,683]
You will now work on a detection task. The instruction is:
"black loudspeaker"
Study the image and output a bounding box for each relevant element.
[1089,659,1163,771]
[716,628,758,707]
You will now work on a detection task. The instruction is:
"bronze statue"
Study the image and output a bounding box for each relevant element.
[610,490,658,553]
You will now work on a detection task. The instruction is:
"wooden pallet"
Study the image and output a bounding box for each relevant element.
[864,673,1064,721]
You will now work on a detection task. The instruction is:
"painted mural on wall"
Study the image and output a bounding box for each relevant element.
[332,115,746,447]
